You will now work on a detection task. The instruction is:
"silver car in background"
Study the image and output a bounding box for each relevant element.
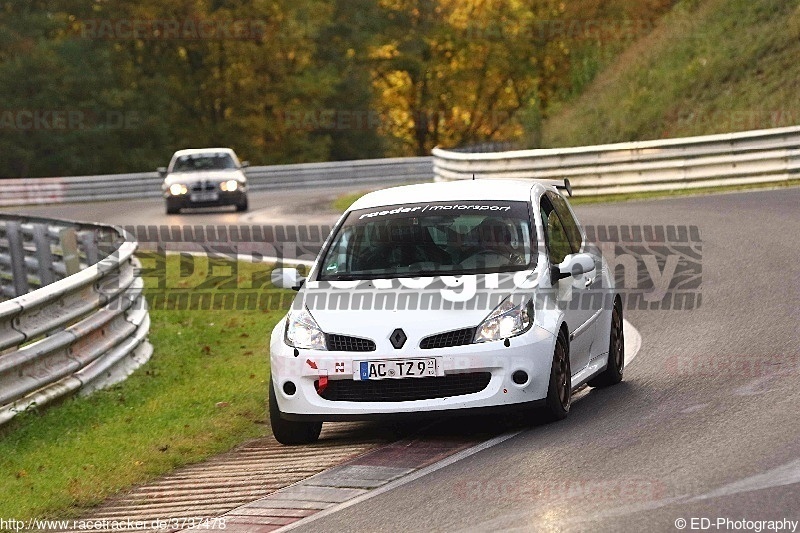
[160,148,249,214]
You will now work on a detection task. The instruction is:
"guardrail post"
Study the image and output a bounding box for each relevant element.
[5,221,30,297]
[789,148,800,177]
[33,224,56,286]
[79,231,99,266]
[59,227,81,276]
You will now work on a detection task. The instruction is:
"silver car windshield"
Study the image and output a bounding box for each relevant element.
[319,201,533,280]
[172,153,236,172]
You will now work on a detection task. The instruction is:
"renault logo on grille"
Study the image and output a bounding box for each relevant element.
[389,328,407,349]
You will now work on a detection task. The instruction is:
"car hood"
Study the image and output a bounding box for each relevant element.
[164,170,245,185]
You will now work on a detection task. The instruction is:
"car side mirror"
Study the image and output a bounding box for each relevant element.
[157,167,167,177]
[271,267,305,290]
[240,161,250,169]
[550,253,596,284]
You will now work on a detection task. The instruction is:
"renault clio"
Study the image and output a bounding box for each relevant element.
[269,179,624,444]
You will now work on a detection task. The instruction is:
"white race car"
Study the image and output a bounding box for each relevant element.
[269,179,624,444]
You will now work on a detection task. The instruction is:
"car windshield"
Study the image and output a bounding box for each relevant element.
[172,153,236,172]
[319,201,533,280]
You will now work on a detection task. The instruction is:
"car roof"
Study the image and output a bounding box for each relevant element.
[171,148,237,157]
[348,179,556,211]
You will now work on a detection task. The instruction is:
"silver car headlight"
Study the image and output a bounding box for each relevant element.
[474,296,534,343]
[220,179,239,192]
[169,183,188,195]
[284,307,327,350]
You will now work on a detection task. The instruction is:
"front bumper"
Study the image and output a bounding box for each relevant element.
[269,320,557,421]
[165,189,246,208]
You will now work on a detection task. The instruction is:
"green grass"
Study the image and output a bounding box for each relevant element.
[0,255,291,521]
[568,179,800,205]
[542,0,800,146]
[333,179,800,212]
[332,191,368,213]
[330,181,431,213]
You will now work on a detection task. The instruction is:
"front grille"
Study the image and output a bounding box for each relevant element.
[190,181,217,192]
[318,372,492,402]
[420,327,476,349]
[326,334,376,352]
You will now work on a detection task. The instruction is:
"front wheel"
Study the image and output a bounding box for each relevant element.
[235,196,248,212]
[269,379,322,445]
[540,330,571,422]
[588,302,624,388]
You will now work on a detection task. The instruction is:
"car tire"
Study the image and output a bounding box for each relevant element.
[166,203,179,215]
[540,329,571,422]
[236,197,248,212]
[588,301,624,388]
[269,379,322,445]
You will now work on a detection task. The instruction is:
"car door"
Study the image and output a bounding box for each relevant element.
[540,192,598,375]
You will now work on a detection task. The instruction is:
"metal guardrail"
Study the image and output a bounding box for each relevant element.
[0,157,434,207]
[5,125,798,207]
[0,215,151,425]
[433,126,800,194]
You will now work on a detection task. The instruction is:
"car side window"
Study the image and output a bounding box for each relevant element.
[540,195,573,265]
[547,192,583,253]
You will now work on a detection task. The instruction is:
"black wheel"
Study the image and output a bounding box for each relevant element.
[540,329,571,422]
[269,379,321,445]
[235,197,248,212]
[166,203,179,215]
[588,302,624,388]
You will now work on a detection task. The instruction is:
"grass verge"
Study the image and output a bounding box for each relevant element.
[332,191,368,213]
[329,181,431,213]
[541,0,800,146]
[568,179,800,205]
[333,179,800,211]
[0,255,291,521]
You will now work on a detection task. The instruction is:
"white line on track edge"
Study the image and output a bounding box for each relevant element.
[275,430,523,532]
[623,319,642,367]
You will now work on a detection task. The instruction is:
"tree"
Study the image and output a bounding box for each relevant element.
[368,0,569,155]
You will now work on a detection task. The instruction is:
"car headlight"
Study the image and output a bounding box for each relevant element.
[220,180,239,192]
[169,183,188,195]
[474,296,534,343]
[284,307,327,350]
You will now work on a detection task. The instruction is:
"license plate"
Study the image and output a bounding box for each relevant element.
[355,358,437,381]
[190,191,219,202]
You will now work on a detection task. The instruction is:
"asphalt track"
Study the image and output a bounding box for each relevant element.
[295,188,800,533]
[6,185,799,532]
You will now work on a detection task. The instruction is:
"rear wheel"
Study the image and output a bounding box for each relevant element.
[588,302,624,388]
[269,379,322,445]
[540,330,571,422]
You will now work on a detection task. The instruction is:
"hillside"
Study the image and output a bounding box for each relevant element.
[541,0,800,146]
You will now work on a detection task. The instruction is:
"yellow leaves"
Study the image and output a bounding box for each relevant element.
[369,43,400,60]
